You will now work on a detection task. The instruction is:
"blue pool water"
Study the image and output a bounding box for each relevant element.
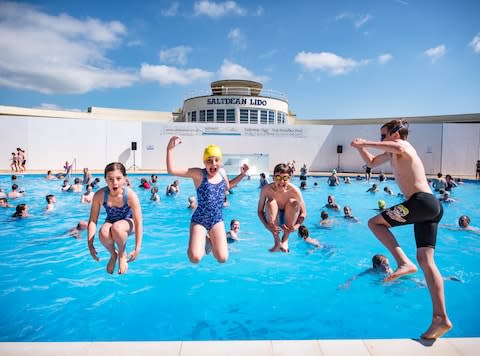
[0,173,479,341]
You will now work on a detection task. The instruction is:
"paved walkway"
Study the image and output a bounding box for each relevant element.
[1,338,478,356]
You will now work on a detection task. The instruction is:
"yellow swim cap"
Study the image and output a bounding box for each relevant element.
[203,144,222,161]
[378,200,386,209]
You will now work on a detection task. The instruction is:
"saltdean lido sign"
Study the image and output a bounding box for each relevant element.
[206,97,267,106]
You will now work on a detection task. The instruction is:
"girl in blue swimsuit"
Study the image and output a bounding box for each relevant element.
[87,162,143,275]
[166,136,249,264]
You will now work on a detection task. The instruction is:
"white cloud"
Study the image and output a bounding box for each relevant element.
[354,14,373,28]
[378,53,393,64]
[0,2,137,94]
[162,2,180,17]
[335,12,373,29]
[424,44,446,62]
[140,64,213,85]
[194,1,246,17]
[159,46,192,66]
[294,51,366,75]
[228,28,246,50]
[469,33,480,53]
[254,6,264,16]
[218,60,269,82]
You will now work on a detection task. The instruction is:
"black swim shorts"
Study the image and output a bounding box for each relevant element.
[381,192,443,248]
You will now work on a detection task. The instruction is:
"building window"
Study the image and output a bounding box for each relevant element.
[260,110,268,124]
[250,110,258,124]
[199,110,206,122]
[240,109,249,124]
[277,112,285,124]
[226,109,235,123]
[191,111,197,122]
[207,109,214,122]
[268,111,275,124]
[216,109,225,123]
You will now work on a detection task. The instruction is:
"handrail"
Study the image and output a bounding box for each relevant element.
[184,86,288,102]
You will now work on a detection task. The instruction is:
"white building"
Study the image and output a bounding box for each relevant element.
[1,80,479,177]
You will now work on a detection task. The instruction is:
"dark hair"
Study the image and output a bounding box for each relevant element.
[372,254,387,268]
[12,203,27,217]
[104,162,127,178]
[11,183,18,191]
[230,219,240,229]
[321,210,329,219]
[273,163,290,176]
[74,177,80,184]
[381,119,409,140]
[46,194,55,203]
[0,197,7,203]
[298,225,309,238]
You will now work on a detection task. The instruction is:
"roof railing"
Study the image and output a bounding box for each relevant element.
[184,86,288,102]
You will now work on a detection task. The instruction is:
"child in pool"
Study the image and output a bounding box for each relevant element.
[87,162,143,274]
[166,136,249,263]
[257,163,307,252]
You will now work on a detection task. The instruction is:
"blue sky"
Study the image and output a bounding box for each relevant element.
[0,0,479,119]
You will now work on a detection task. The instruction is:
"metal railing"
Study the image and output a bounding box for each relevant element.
[184,86,288,102]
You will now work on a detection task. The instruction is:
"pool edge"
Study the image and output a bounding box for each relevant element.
[1,337,478,355]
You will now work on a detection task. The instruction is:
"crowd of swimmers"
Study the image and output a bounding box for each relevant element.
[3,120,480,339]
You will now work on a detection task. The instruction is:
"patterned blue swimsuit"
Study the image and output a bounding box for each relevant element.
[103,187,132,223]
[191,169,227,230]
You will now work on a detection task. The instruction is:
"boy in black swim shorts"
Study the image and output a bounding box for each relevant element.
[382,192,443,248]
[351,119,452,340]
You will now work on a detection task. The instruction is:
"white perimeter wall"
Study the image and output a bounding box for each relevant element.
[1,115,479,177]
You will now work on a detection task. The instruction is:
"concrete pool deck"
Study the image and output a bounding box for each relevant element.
[1,338,479,356]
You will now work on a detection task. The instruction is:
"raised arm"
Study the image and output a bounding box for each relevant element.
[351,138,405,168]
[228,163,250,189]
[166,136,191,177]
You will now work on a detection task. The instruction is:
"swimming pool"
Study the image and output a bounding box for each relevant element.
[0,174,479,341]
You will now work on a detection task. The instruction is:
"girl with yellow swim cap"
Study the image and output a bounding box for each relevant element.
[166,136,249,264]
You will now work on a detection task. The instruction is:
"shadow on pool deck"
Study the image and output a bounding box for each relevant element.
[1,337,479,356]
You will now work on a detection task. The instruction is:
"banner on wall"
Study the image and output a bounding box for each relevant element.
[160,125,305,138]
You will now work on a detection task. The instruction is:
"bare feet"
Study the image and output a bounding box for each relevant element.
[280,241,289,253]
[269,244,281,252]
[421,316,453,340]
[106,252,117,274]
[118,253,128,274]
[384,262,418,282]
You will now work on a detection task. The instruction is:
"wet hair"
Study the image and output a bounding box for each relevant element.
[12,203,27,217]
[298,225,309,238]
[74,177,80,184]
[458,215,470,226]
[321,210,329,219]
[437,172,443,178]
[0,197,8,204]
[381,119,409,140]
[273,163,290,176]
[151,186,159,193]
[260,173,266,178]
[230,219,240,229]
[11,183,18,191]
[12,175,17,180]
[46,194,55,203]
[372,254,388,268]
[104,162,127,178]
